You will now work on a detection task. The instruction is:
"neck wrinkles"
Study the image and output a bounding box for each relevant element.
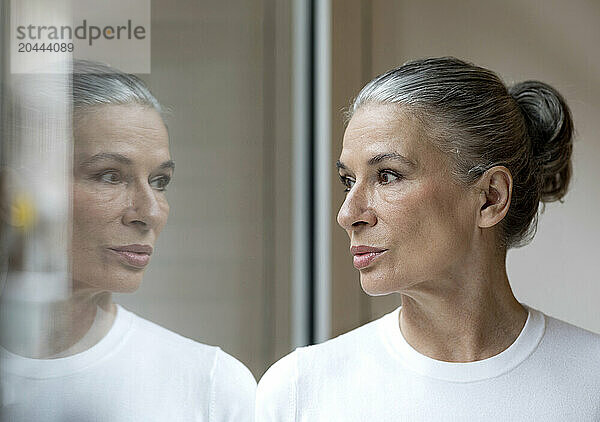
[397,254,528,362]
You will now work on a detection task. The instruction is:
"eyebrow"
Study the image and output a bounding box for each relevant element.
[336,152,415,171]
[79,153,175,172]
[335,160,347,170]
[79,152,132,167]
[367,152,415,167]
[159,160,175,171]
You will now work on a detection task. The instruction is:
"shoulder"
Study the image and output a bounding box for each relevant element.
[210,349,257,422]
[296,309,393,368]
[213,348,257,386]
[258,313,386,383]
[542,312,600,357]
[533,309,600,383]
[256,350,298,422]
[256,312,392,421]
[122,306,219,362]
[121,307,256,421]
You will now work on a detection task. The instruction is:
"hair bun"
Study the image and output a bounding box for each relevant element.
[509,81,573,203]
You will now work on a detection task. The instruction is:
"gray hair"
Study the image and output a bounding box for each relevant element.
[72,60,164,117]
[350,57,573,249]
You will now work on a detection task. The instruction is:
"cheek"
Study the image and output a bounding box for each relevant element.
[156,198,170,234]
[381,182,470,252]
[411,187,474,278]
[377,185,429,237]
[72,184,125,242]
[429,184,474,244]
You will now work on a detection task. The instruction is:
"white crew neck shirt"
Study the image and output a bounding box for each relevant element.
[1,305,256,421]
[257,305,600,421]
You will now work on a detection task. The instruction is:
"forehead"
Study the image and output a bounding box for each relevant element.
[74,104,170,160]
[341,104,427,158]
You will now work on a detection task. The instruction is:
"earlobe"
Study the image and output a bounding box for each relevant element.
[477,166,512,229]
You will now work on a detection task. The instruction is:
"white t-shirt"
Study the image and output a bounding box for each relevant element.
[1,305,256,421]
[257,305,600,421]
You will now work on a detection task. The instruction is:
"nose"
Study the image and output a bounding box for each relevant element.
[336,182,377,231]
[122,180,165,231]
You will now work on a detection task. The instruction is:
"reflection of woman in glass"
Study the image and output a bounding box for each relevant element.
[1,61,255,421]
[257,57,600,420]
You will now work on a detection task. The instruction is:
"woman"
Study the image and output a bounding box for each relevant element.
[0,61,256,421]
[257,57,600,420]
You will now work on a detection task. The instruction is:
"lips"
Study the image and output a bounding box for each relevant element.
[351,245,387,270]
[108,244,153,269]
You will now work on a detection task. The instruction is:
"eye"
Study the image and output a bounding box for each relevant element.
[378,170,401,184]
[150,175,171,191]
[339,174,355,192]
[97,171,121,184]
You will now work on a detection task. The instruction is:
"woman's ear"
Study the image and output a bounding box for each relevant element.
[476,166,512,229]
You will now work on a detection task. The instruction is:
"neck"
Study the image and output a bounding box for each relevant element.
[0,283,116,359]
[398,249,527,362]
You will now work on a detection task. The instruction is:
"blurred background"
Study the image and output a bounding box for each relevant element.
[2,0,599,379]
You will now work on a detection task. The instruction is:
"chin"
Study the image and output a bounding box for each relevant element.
[359,270,397,296]
[73,268,144,294]
[110,279,143,293]
[104,269,145,293]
